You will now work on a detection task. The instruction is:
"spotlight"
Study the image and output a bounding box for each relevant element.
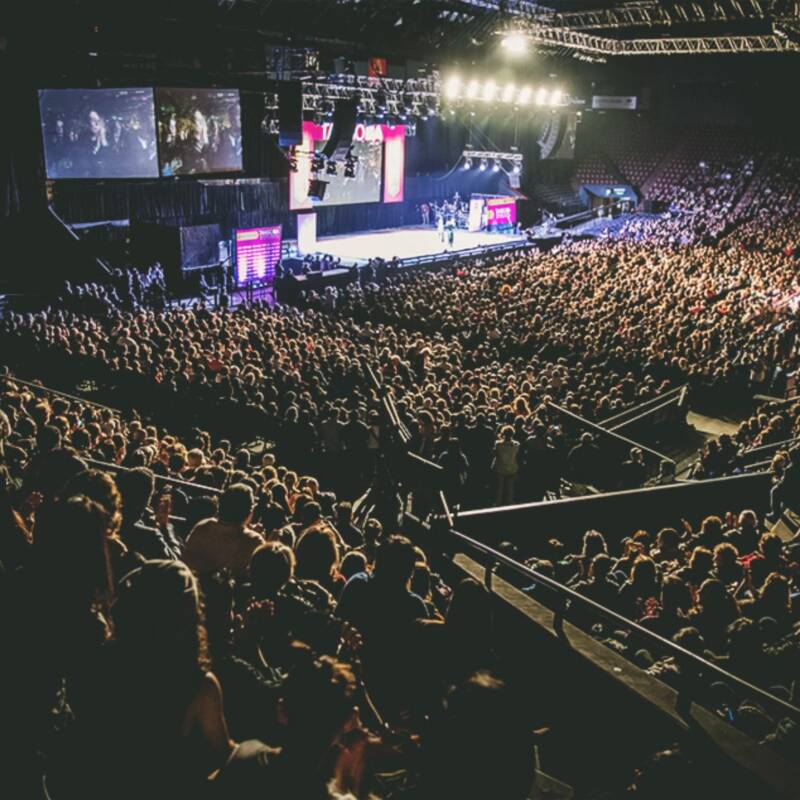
[502,83,516,103]
[311,153,325,173]
[466,79,480,100]
[517,86,532,105]
[445,76,462,100]
[493,159,501,172]
[550,88,563,106]
[482,80,498,102]
[344,161,357,178]
[535,87,548,106]
[463,157,472,170]
[326,160,338,176]
[479,158,488,171]
[512,162,522,175]
[501,31,528,55]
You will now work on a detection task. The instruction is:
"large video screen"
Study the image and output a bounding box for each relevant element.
[290,121,404,210]
[157,88,242,176]
[39,88,158,179]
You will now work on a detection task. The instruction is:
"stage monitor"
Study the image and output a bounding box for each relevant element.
[290,121,404,210]
[157,88,242,176]
[39,87,159,180]
[235,226,282,286]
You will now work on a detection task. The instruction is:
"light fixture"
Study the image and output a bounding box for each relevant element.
[535,87,548,106]
[311,153,326,173]
[502,83,516,103]
[550,88,562,106]
[479,158,488,171]
[501,31,529,55]
[466,79,480,100]
[326,160,338,176]
[517,86,532,105]
[445,76,462,100]
[512,162,522,175]
[463,157,473,170]
[493,159,501,172]
[482,80,498,102]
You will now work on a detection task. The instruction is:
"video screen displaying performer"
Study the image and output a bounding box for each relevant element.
[39,88,159,179]
[157,88,242,176]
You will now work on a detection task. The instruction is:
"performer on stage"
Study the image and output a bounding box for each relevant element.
[420,202,431,226]
[437,213,445,243]
[445,216,456,249]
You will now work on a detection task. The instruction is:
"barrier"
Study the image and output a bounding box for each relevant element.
[454,470,771,552]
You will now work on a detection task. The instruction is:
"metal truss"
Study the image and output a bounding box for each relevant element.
[530,0,800,31]
[463,148,524,165]
[524,26,800,54]
[301,73,441,118]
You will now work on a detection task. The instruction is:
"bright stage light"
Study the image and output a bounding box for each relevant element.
[502,83,516,103]
[463,157,473,170]
[535,87,548,106]
[501,31,529,55]
[512,162,522,175]
[466,80,480,100]
[550,88,563,106]
[493,159,501,172]
[445,76,462,100]
[517,86,532,105]
[479,158,488,171]
[482,80,498,102]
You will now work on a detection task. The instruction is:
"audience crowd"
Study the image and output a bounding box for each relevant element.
[1,132,800,798]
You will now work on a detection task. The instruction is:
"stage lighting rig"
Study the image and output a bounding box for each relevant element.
[501,30,530,55]
[442,77,569,110]
[461,149,524,179]
[326,160,339,176]
[344,148,359,179]
[311,153,326,173]
[301,73,440,124]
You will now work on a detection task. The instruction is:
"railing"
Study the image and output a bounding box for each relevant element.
[597,384,688,433]
[434,494,800,725]
[739,436,800,466]
[3,373,120,414]
[82,456,223,496]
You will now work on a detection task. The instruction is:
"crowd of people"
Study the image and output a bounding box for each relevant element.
[2,131,800,796]
[512,501,800,756]
[57,264,168,315]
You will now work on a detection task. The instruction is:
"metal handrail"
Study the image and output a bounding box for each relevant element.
[83,456,222,495]
[607,394,685,434]
[741,436,800,460]
[442,521,800,720]
[598,384,687,429]
[550,402,675,467]
[3,373,121,414]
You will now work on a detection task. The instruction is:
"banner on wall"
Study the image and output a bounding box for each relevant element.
[591,95,638,111]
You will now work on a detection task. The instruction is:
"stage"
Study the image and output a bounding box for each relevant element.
[307,225,527,266]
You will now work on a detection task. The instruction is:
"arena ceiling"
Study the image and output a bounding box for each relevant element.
[212,0,800,55]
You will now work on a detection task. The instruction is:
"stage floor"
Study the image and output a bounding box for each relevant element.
[311,226,526,265]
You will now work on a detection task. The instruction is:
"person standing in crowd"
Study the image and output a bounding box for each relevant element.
[492,425,520,506]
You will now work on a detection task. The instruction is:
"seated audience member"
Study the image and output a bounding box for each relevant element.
[116,466,179,561]
[184,483,264,578]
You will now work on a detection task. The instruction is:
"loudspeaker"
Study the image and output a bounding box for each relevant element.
[321,99,357,160]
[308,179,329,202]
[277,80,303,147]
